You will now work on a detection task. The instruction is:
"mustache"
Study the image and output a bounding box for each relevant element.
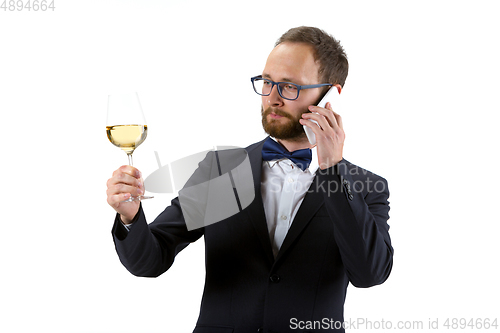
[261,107,294,120]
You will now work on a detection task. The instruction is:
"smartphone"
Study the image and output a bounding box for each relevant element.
[303,87,340,145]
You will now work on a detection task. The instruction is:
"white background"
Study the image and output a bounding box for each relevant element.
[1,0,499,332]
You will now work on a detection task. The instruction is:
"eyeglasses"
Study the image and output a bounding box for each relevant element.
[251,75,332,101]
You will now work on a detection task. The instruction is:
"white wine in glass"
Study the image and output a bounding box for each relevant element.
[106,92,153,202]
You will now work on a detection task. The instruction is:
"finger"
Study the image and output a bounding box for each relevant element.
[308,104,335,114]
[308,104,341,131]
[112,165,141,179]
[307,106,335,125]
[107,193,131,207]
[299,118,323,136]
[107,172,142,190]
[333,110,343,130]
[302,112,331,132]
[324,102,343,131]
[108,182,144,197]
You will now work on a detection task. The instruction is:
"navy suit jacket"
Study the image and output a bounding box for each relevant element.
[112,137,393,333]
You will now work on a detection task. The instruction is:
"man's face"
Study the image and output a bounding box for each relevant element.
[261,42,323,142]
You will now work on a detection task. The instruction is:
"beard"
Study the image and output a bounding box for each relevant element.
[261,106,308,141]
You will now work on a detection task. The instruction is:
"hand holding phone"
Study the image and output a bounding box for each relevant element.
[303,87,340,145]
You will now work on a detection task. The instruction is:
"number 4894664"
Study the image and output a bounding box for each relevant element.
[1,0,55,11]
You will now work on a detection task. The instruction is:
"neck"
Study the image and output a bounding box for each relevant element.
[276,137,314,152]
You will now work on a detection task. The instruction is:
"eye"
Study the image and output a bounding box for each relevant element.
[283,84,298,91]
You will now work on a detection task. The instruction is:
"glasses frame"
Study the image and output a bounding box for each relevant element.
[251,75,332,101]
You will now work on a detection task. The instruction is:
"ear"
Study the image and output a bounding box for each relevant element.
[334,84,342,94]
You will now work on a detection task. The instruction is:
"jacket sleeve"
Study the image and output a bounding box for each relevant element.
[112,199,204,277]
[315,159,393,288]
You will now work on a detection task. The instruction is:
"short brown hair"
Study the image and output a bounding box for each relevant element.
[276,26,348,87]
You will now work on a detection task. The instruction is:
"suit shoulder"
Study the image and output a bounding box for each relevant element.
[244,137,268,152]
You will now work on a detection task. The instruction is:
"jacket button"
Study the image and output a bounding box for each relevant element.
[269,274,280,283]
[257,328,263,333]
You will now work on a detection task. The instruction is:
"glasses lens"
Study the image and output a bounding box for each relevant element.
[278,82,299,100]
[253,77,272,96]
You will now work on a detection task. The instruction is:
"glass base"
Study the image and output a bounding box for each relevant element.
[122,195,154,202]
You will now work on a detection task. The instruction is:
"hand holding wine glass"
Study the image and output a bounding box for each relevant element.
[106,165,144,224]
[106,92,153,211]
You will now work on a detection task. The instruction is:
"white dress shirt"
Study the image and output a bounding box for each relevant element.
[261,140,319,258]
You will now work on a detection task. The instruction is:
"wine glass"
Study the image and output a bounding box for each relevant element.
[106,92,153,202]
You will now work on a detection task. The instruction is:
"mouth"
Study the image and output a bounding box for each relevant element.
[269,112,284,119]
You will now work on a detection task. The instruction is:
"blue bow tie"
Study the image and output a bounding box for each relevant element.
[261,137,312,171]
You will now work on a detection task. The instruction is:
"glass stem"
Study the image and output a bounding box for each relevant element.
[127,153,134,166]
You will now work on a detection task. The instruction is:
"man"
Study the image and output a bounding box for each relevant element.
[107,26,393,332]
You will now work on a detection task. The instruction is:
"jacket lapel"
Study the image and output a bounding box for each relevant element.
[274,175,324,263]
[245,138,275,265]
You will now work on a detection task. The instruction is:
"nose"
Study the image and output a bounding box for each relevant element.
[265,84,284,108]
